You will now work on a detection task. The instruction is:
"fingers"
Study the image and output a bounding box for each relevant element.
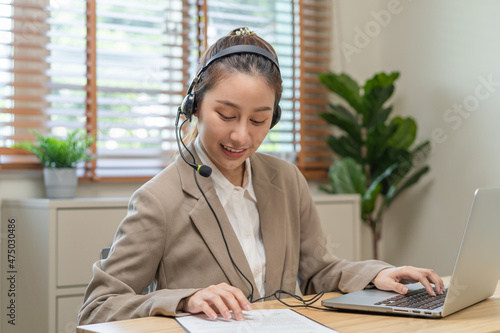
[415,267,445,295]
[399,266,444,296]
[417,276,436,296]
[372,267,406,293]
[184,283,252,321]
[373,266,445,296]
[393,281,410,295]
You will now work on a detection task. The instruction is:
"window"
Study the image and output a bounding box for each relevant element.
[0,0,332,180]
[0,0,50,168]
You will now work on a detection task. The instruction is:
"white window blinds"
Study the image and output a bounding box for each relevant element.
[0,0,332,180]
[0,0,50,168]
[89,0,190,179]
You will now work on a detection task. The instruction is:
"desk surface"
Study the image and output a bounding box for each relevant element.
[77,278,500,333]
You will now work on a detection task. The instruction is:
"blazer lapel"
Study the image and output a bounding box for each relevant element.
[251,155,287,296]
[176,147,259,298]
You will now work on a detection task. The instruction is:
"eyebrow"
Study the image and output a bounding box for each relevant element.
[215,99,273,112]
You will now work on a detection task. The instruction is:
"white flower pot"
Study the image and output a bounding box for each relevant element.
[43,168,78,199]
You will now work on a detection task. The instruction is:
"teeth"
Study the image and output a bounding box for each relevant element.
[223,145,244,153]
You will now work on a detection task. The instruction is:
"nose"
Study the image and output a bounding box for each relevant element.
[229,120,249,146]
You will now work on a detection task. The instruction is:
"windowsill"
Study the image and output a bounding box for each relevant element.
[0,169,43,180]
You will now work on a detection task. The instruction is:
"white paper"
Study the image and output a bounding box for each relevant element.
[175,309,338,333]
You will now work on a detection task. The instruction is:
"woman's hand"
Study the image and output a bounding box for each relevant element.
[372,266,445,296]
[182,283,252,321]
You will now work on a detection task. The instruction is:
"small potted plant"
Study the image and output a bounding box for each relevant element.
[15,129,95,198]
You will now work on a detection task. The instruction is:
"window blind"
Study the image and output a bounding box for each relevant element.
[46,0,89,177]
[0,0,332,180]
[0,0,49,168]
[87,0,191,180]
[0,0,193,179]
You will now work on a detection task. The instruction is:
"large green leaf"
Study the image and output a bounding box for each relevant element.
[369,106,393,128]
[365,122,399,162]
[363,72,400,94]
[362,72,399,127]
[366,117,415,162]
[326,135,362,163]
[327,158,366,195]
[361,162,399,215]
[362,182,382,217]
[318,72,364,114]
[410,140,431,160]
[386,117,417,150]
[380,140,431,187]
[319,105,361,143]
[374,149,413,189]
[384,166,430,207]
[326,103,358,123]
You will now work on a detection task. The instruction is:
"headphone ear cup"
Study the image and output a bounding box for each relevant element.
[181,93,196,122]
[270,105,281,129]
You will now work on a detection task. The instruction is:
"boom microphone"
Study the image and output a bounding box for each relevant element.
[182,158,212,178]
[175,110,212,178]
[197,164,212,177]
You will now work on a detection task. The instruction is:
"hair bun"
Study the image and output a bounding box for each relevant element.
[230,27,255,36]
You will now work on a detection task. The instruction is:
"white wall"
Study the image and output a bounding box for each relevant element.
[335,0,500,275]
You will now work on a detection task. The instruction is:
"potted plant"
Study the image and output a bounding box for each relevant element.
[317,71,430,259]
[15,129,95,198]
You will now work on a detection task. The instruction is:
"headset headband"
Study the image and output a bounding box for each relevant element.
[186,45,280,96]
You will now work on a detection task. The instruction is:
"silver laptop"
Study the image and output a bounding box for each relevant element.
[322,188,500,318]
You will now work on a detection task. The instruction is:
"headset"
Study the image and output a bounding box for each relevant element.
[178,44,282,129]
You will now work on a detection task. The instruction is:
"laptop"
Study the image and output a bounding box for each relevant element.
[322,188,500,318]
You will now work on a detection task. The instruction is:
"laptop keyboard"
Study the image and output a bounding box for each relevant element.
[375,288,447,310]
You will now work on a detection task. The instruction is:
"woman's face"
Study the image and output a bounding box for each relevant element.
[196,73,275,185]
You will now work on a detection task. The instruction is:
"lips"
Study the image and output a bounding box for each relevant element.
[221,144,246,158]
[222,144,244,153]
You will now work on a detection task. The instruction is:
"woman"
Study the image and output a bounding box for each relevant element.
[78,27,443,324]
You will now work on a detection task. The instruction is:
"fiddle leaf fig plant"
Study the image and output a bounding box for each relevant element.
[318,71,430,259]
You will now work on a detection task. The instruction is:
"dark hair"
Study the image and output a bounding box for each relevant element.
[193,27,283,115]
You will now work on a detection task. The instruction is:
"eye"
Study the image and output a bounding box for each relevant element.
[217,112,235,121]
[251,119,266,125]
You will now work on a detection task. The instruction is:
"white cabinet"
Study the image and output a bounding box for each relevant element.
[1,198,128,333]
[313,194,361,261]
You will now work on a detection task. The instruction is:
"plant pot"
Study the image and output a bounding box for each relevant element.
[43,168,78,199]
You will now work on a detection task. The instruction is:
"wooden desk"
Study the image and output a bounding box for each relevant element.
[77,279,500,333]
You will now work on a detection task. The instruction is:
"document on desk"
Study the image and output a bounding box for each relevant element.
[175,309,338,332]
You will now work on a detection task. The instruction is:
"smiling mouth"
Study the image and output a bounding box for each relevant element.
[222,144,245,153]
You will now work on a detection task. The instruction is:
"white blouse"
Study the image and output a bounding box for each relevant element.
[194,138,267,297]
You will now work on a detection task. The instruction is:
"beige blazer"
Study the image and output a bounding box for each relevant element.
[78,147,391,325]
